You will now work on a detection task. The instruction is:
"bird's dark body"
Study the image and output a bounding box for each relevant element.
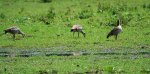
[107,28,121,38]
[4,27,25,39]
[107,19,122,40]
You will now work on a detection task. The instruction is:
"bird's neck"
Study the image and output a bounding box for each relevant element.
[117,24,122,30]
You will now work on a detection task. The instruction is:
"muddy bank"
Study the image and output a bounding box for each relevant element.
[0,48,149,58]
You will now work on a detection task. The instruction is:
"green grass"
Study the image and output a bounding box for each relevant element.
[0,0,150,74]
[0,0,149,50]
[0,56,150,74]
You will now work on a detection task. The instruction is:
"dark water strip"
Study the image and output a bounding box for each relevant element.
[0,50,149,58]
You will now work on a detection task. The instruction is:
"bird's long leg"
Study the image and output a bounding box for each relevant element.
[78,32,79,37]
[13,34,15,39]
[22,34,25,38]
[115,35,118,40]
[81,31,85,37]
[73,32,75,37]
[19,31,25,38]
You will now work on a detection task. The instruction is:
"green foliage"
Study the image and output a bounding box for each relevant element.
[39,7,55,24]
[97,2,103,13]
[18,7,25,14]
[0,13,6,19]
[12,16,30,24]
[105,66,115,73]
[38,70,49,74]
[97,2,109,13]
[79,8,93,19]
[47,7,55,19]
[140,68,150,73]
[142,4,150,9]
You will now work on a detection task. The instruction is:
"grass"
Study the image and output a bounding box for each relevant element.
[0,56,150,74]
[0,0,149,50]
[0,0,150,74]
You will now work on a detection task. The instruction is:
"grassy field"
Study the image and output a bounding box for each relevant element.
[0,0,149,50]
[0,0,150,74]
[0,56,150,74]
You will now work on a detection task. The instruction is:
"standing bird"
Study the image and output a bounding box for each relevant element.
[107,19,122,40]
[4,26,25,39]
[70,25,85,37]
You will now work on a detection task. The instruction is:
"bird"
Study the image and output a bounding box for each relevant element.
[107,19,122,40]
[70,25,85,37]
[4,26,25,39]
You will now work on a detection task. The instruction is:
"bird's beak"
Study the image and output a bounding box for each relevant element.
[4,30,7,34]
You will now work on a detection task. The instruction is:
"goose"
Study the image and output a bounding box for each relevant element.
[70,25,85,37]
[107,19,122,40]
[4,26,25,39]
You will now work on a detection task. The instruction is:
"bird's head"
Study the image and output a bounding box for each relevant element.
[117,19,122,26]
[70,29,74,32]
[4,29,8,34]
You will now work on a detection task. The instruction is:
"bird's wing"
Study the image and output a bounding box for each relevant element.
[109,27,121,34]
[72,25,82,29]
[10,26,20,30]
[111,27,119,32]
